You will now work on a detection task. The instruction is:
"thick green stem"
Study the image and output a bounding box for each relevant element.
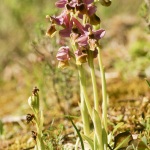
[88,51,99,112]
[97,46,107,133]
[78,65,92,118]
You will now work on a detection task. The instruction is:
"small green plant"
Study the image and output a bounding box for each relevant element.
[27,87,45,150]
[43,122,64,150]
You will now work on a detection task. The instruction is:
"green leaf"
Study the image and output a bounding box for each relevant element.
[81,133,94,150]
[138,140,149,150]
[113,122,124,134]
[93,109,104,150]
[68,116,85,150]
[102,128,107,149]
[141,136,147,145]
[94,134,98,150]
[114,131,133,150]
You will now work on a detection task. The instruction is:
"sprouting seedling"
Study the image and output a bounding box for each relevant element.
[28,87,40,114]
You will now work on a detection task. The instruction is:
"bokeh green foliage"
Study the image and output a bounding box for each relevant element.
[139,0,150,33]
[0,0,77,116]
[98,0,142,18]
[0,0,56,72]
[115,38,150,78]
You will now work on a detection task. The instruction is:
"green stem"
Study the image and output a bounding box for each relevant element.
[88,51,99,112]
[78,65,92,118]
[70,39,90,135]
[97,46,107,133]
[80,89,90,136]
[34,112,45,150]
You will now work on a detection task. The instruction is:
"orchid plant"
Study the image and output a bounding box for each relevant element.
[27,87,45,150]
[46,0,111,149]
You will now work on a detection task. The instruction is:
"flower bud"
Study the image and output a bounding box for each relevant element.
[28,87,40,113]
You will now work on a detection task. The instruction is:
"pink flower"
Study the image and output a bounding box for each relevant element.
[55,0,94,8]
[72,21,105,46]
[55,0,96,16]
[50,10,68,25]
[76,3,96,17]
[56,46,70,61]
[59,13,73,37]
[50,11,73,37]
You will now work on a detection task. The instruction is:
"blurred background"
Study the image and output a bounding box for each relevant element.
[0,0,150,148]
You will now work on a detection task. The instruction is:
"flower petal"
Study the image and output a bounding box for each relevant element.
[93,29,105,39]
[83,0,94,5]
[84,24,92,33]
[51,11,67,25]
[56,46,70,61]
[88,5,97,16]
[46,25,56,37]
[72,17,84,34]
[55,0,67,8]
[76,35,88,46]
[59,28,71,37]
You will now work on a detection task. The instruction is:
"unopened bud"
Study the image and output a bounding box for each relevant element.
[28,87,40,113]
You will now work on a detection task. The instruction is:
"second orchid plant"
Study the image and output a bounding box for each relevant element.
[46,0,111,149]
